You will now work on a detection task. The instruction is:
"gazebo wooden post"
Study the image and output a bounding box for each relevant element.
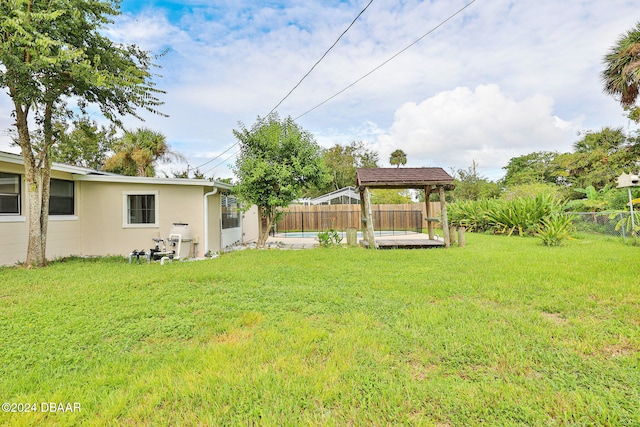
[362,187,376,249]
[359,187,368,243]
[424,185,434,240]
[439,185,450,249]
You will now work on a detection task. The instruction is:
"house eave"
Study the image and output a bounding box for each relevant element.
[0,150,108,175]
[1,150,234,189]
[72,174,233,190]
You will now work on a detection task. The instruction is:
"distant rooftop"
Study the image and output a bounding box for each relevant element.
[309,186,360,205]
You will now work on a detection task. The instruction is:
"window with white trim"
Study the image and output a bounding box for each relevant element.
[222,194,240,229]
[0,173,20,215]
[49,179,74,215]
[123,191,158,227]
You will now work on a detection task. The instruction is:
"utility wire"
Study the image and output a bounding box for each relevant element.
[268,0,374,115]
[294,0,477,120]
[191,142,238,170]
[201,148,241,176]
[198,0,477,172]
[193,0,374,171]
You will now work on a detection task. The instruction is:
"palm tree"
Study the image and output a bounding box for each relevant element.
[389,149,407,168]
[104,128,184,176]
[602,22,640,115]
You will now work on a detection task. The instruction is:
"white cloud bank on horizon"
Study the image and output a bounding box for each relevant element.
[373,84,582,179]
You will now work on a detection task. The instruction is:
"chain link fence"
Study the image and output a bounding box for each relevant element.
[568,211,638,241]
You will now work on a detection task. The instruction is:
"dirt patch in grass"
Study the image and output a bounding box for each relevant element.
[408,360,438,381]
[600,340,639,358]
[540,311,567,325]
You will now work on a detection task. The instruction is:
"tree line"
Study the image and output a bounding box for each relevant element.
[449,126,640,209]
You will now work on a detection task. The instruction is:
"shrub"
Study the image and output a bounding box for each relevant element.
[317,229,342,247]
[537,213,575,246]
[449,194,567,237]
[486,193,563,236]
[612,212,640,239]
[448,199,500,232]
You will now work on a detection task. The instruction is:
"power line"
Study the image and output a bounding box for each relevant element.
[201,148,241,177]
[193,0,374,171]
[191,142,238,170]
[294,0,478,121]
[268,0,374,115]
[197,0,477,172]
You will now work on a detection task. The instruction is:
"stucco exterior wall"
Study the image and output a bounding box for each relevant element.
[0,164,82,265]
[0,162,27,265]
[0,217,27,265]
[242,205,260,244]
[206,192,222,255]
[78,181,215,258]
[1,154,231,265]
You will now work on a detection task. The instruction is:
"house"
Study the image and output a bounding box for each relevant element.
[0,151,258,266]
[308,186,360,205]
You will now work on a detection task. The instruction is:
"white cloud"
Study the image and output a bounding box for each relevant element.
[374,85,582,179]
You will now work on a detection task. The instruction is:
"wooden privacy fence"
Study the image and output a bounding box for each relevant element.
[275,203,442,233]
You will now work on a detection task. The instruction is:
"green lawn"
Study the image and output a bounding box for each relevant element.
[1,233,638,426]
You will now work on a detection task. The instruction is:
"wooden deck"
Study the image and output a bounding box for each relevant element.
[361,238,445,249]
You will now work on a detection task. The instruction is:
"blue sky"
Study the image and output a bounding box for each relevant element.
[1,0,639,180]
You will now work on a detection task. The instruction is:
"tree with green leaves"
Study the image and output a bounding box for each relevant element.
[389,149,407,168]
[311,140,378,196]
[104,128,182,177]
[602,22,640,122]
[370,189,413,204]
[171,167,207,180]
[562,127,639,192]
[0,0,164,267]
[501,151,567,187]
[450,161,501,202]
[50,115,117,170]
[232,113,330,247]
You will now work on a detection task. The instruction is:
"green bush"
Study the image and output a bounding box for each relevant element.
[612,212,640,238]
[448,199,500,232]
[317,229,342,247]
[537,213,575,246]
[449,194,566,237]
[486,193,563,236]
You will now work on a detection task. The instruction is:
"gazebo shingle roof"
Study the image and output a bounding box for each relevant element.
[356,167,454,190]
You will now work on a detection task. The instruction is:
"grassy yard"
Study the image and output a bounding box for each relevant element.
[0,233,638,426]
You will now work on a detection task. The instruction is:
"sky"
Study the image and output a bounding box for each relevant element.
[1,0,639,180]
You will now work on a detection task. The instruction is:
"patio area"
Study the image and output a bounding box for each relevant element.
[267,231,445,250]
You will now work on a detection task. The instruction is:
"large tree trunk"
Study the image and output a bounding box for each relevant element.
[25,168,50,267]
[14,100,52,268]
[256,206,275,247]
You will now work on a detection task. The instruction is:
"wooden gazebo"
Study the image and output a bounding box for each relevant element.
[356,168,455,249]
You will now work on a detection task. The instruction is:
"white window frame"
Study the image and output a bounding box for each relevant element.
[122,190,159,228]
[49,178,75,216]
[221,194,241,230]
[0,215,25,223]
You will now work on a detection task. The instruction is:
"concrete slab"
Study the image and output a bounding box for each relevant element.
[266,232,445,249]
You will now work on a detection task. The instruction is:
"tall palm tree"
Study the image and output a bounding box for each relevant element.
[602,22,640,113]
[389,149,407,168]
[104,128,184,176]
